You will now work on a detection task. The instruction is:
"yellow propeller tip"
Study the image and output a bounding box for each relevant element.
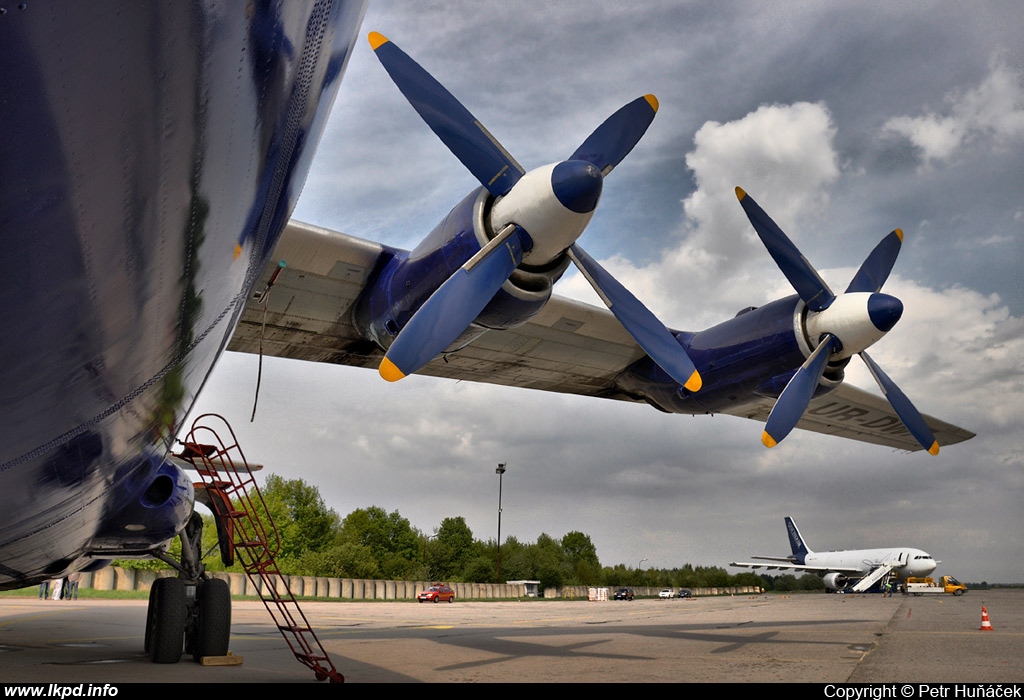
[644,94,659,112]
[735,186,747,201]
[894,228,904,242]
[928,441,940,456]
[762,431,777,448]
[684,371,702,393]
[368,31,389,50]
[233,243,242,260]
[379,357,406,382]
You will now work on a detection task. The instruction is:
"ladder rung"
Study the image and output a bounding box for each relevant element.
[279,625,313,634]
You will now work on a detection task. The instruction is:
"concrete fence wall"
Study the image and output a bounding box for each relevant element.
[68,568,760,600]
[555,585,760,599]
[71,568,528,600]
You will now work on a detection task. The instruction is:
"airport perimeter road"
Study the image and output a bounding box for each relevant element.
[0,591,1020,683]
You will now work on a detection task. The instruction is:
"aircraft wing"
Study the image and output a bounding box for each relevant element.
[721,382,975,452]
[229,221,975,450]
[227,220,387,369]
[227,221,648,399]
[730,561,863,574]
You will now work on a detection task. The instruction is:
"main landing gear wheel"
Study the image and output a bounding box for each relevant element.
[190,578,232,660]
[146,578,187,663]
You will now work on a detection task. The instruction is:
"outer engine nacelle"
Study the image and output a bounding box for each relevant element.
[354,187,570,352]
[822,572,850,591]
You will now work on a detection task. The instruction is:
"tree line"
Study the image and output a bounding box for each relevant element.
[135,475,821,592]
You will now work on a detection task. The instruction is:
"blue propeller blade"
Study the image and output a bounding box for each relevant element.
[567,244,701,391]
[369,32,525,197]
[859,350,939,455]
[845,229,903,294]
[569,95,659,175]
[735,187,835,312]
[763,334,839,448]
[380,226,525,381]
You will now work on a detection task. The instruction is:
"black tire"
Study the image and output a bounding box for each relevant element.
[147,578,187,663]
[448,596,454,603]
[953,589,964,596]
[432,596,438,603]
[144,584,158,654]
[192,578,232,661]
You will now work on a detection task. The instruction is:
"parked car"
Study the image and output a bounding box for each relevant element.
[677,589,692,598]
[613,588,634,601]
[658,589,674,599]
[417,583,456,603]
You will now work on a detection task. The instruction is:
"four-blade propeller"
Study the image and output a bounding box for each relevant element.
[736,188,939,454]
[370,32,700,392]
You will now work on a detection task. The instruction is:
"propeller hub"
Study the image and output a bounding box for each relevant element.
[490,162,599,266]
[805,292,900,360]
[867,293,903,332]
[551,160,603,214]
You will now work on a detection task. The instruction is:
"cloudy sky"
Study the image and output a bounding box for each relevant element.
[188,1,1023,584]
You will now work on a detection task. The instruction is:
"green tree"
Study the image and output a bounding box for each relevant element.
[798,573,825,591]
[340,506,421,580]
[561,531,600,585]
[499,536,533,582]
[462,555,497,584]
[260,474,340,564]
[430,516,477,580]
[773,574,800,591]
[531,533,567,591]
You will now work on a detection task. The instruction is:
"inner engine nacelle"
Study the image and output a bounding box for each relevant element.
[355,187,569,352]
[822,572,850,591]
[88,453,194,555]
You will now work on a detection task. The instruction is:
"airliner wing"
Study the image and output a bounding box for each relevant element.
[730,561,863,574]
[227,221,646,398]
[722,382,974,452]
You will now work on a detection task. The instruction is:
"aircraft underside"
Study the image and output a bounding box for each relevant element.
[0,0,368,666]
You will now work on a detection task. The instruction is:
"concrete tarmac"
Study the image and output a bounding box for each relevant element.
[0,590,1020,683]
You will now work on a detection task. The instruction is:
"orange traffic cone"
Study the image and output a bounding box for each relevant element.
[979,606,994,631]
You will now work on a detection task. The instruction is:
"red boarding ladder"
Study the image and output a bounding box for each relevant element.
[181,413,344,683]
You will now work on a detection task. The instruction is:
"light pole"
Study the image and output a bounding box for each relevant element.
[638,558,648,571]
[495,463,506,584]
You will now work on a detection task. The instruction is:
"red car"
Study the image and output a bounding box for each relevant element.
[417,583,456,603]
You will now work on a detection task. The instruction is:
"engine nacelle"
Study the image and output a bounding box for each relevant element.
[88,453,194,555]
[822,572,850,591]
[354,187,569,352]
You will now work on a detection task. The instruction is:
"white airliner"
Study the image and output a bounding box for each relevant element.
[731,517,939,592]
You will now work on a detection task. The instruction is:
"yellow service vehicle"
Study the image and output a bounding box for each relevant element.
[905,575,967,596]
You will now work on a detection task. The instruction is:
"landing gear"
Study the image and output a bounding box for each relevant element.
[146,578,187,663]
[146,510,232,664]
[189,578,232,660]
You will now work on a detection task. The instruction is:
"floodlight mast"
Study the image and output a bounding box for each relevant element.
[495,463,506,584]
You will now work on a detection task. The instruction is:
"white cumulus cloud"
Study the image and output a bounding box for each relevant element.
[882,57,1024,167]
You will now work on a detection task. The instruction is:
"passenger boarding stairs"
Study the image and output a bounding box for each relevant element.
[850,561,896,592]
[180,413,344,683]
